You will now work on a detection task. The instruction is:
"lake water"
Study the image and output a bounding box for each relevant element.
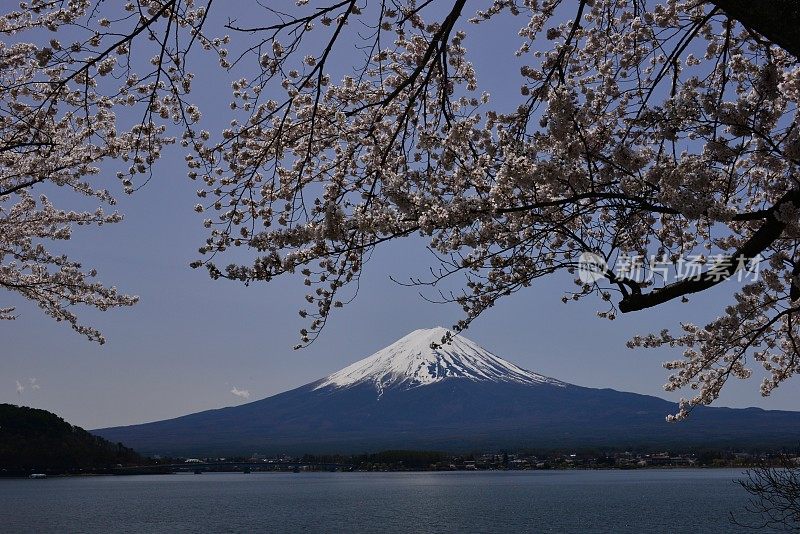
[0,469,771,533]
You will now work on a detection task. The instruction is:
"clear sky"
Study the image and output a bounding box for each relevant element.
[2,3,798,429]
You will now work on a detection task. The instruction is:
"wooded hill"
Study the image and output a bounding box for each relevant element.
[0,404,142,475]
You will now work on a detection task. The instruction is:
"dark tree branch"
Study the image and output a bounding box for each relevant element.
[710,0,800,58]
[619,189,800,313]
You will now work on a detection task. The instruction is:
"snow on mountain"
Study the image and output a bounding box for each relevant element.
[315,327,565,394]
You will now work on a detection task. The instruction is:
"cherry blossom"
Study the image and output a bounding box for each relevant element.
[6,0,800,418]
[0,0,207,342]
[183,1,800,419]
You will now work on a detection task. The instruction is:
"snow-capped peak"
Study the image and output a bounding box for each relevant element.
[314,327,565,393]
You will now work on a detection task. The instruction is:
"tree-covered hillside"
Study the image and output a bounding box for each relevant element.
[0,404,142,474]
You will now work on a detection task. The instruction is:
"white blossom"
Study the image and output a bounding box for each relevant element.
[6,1,800,417]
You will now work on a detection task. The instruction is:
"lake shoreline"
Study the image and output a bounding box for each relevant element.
[1,463,758,480]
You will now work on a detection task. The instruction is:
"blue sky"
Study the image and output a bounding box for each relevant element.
[2,2,798,429]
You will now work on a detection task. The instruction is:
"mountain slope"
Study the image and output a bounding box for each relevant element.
[1,404,142,473]
[93,328,800,455]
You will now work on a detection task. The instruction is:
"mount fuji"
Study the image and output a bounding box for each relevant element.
[94,328,800,455]
[315,327,565,392]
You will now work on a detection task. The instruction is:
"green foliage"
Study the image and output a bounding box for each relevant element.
[0,404,142,472]
[358,450,449,468]
[300,450,449,468]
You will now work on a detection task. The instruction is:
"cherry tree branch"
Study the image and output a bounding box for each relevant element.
[619,188,800,312]
[710,0,800,57]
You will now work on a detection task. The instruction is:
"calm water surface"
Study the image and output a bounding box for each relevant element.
[0,469,766,533]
